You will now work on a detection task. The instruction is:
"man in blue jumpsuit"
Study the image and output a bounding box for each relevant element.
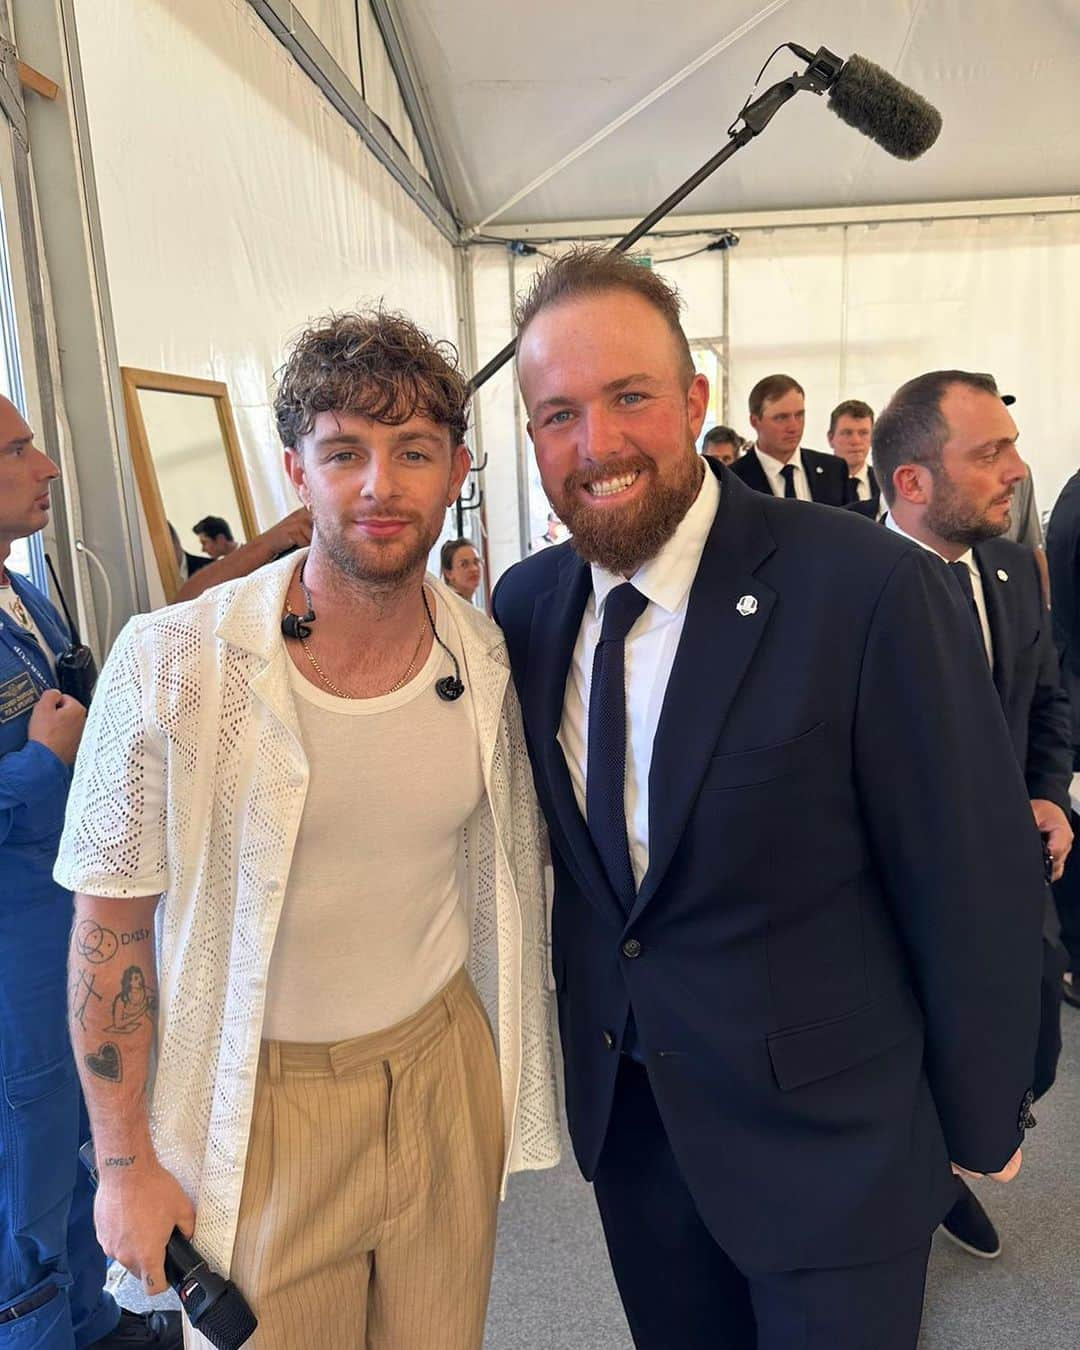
[0,394,179,1347]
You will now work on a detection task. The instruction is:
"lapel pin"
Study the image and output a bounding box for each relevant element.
[736,594,758,617]
[996,569,1008,582]
[815,465,824,474]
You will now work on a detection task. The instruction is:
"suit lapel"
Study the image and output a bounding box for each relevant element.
[742,447,772,495]
[523,550,627,929]
[631,472,777,922]
[975,546,1013,703]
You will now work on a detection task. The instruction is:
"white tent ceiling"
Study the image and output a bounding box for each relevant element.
[397,0,1080,229]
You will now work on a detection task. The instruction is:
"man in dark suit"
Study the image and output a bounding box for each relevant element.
[872,369,1073,1260]
[729,373,853,505]
[493,248,1045,1350]
[1045,471,1080,1004]
[828,398,880,510]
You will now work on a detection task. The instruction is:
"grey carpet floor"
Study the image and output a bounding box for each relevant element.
[112,1013,1080,1348]
[483,1014,1080,1350]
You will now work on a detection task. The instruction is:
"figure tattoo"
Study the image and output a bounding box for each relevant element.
[105,965,158,1035]
[74,919,119,965]
[85,1041,123,1082]
[70,969,103,1030]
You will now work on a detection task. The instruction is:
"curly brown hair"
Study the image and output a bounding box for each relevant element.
[274,308,470,450]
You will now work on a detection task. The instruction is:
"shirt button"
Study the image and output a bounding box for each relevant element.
[602,1029,616,1050]
[621,938,642,959]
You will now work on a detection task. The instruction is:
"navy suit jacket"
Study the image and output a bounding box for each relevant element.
[494,463,1044,1273]
[1046,469,1080,755]
[971,537,1072,813]
[730,445,854,507]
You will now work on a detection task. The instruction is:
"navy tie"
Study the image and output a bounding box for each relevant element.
[947,561,986,659]
[586,583,648,912]
[779,464,797,498]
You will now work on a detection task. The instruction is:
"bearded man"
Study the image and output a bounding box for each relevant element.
[492,248,1046,1350]
[56,311,559,1350]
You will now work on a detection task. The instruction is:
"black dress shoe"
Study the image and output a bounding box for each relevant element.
[939,1180,1001,1259]
[1063,972,1080,1009]
[90,1308,183,1348]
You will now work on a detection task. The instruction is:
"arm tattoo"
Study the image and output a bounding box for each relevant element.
[104,964,158,1035]
[70,970,103,1031]
[85,1041,123,1082]
[103,1155,136,1168]
[74,920,120,964]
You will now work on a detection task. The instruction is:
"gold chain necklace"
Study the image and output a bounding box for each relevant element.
[284,590,429,700]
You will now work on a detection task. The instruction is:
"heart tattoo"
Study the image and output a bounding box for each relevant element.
[85,1042,123,1082]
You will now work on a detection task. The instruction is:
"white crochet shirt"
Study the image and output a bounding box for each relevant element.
[55,556,560,1290]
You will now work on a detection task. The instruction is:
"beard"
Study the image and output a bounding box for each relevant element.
[316,509,443,591]
[925,471,1011,548]
[549,450,704,576]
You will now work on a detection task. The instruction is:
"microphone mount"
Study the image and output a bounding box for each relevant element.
[467,45,846,394]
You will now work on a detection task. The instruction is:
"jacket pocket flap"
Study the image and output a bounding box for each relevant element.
[703,722,825,791]
[766,986,922,1091]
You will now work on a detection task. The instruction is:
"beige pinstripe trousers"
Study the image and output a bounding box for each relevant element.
[229,968,505,1349]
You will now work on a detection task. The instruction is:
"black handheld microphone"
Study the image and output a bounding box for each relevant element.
[78,1142,258,1350]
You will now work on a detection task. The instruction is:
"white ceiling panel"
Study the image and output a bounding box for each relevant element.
[396,0,1080,227]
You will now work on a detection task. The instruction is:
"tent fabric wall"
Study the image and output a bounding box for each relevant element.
[470,209,1080,583]
[297,0,428,178]
[728,212,1080,514]
[72,0,459,531]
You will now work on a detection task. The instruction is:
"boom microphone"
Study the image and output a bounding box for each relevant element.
[826,53,942,160]
[468,41,944,393]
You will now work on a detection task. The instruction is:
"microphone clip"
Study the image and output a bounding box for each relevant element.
[281,609,314,640]
[436,675,465,702]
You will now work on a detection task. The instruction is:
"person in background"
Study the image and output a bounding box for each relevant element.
[992,398,1050,604]
[1045,466,1080,1008]
[494,246,1044,1350]
[730,374,854,505]
[167,522,211,586]
[192,515,238,559]
[827,399,879,511]
[440,537,482,604]
[0,393,179,1347]
[872,368,1072,1260]
[700,425,742,466]
[172,506,313,602]
[532,510,570,550]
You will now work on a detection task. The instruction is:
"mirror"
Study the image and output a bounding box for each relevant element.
[121,368,258,602]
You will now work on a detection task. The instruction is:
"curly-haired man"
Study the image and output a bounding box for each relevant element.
[56,311,560,1349]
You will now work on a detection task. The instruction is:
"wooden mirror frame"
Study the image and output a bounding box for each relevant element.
[120,367,258,602]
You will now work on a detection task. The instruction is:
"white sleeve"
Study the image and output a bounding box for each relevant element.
[54,618,169,898]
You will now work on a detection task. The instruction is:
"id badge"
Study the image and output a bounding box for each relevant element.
[0,671,38,724]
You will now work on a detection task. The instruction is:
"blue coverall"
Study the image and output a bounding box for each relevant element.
[0,572,117,1348]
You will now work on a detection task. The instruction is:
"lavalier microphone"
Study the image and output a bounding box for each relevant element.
[282,561,466,702]
[422,586,466,701]
[436,674,465,701]
[281,608,313,639]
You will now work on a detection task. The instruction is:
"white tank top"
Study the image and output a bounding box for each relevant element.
[262,595,484,1042]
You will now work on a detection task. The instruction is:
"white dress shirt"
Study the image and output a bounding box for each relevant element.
[850,467,874,502]
[884,513,993,664]
[755,446,811,501]
[558,466,721,889]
